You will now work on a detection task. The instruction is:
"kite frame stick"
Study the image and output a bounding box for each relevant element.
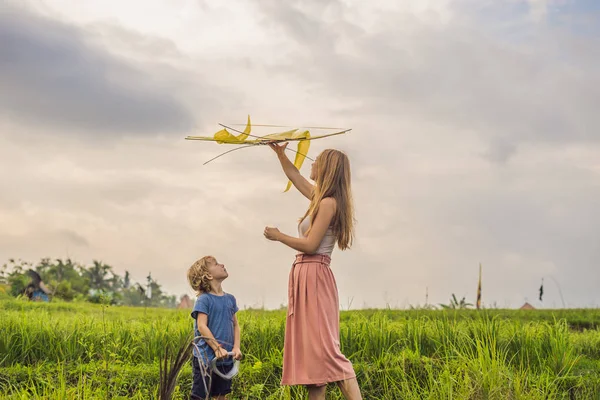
[224,123,347,130]
[218,124,352,142]
[186,122,351,166]
[184,128,351,143]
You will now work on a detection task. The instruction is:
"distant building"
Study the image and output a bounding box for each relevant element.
[177,294,194,309]
[520,302,535,310]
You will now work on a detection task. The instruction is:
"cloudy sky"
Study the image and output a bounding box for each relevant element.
[1,0,598,309]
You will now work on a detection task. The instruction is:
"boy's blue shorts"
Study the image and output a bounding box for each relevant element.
[191,355,233,399]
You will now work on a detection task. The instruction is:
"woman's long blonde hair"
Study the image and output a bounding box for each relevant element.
[300,149,355,250]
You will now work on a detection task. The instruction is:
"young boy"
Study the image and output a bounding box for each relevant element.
[187,256,242,400]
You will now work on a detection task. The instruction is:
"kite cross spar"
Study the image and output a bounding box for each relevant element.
[185,115,351,192]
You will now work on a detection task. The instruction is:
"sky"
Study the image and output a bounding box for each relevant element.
[1,0,598,310]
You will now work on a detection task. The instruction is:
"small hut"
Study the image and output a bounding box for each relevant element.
[520,302,535,310]
[177,294,193,309]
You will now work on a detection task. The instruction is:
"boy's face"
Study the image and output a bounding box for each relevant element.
[207,257,228,280]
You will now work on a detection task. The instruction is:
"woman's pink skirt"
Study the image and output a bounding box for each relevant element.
[281,253,356,386]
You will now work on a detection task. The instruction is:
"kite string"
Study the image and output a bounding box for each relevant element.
[202,144,257,165]
[225,123,345,130]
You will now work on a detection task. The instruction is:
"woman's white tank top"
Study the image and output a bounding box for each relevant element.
[298,215,336,256]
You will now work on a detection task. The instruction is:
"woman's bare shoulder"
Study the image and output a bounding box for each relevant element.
[320,197,337,211]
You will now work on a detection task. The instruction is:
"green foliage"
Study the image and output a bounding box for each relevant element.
[1,300,600,399]
[8,273,30,297]
[53,280,77,301]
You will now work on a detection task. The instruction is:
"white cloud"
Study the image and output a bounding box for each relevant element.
[527,0,549,22]
[1,0,598,309]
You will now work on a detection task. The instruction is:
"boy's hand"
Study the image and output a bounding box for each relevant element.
[215,346,228,360]
[232,347,243,360]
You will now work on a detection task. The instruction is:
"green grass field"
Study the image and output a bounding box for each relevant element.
[1,299,600,399]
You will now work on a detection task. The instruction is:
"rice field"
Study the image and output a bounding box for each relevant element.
[1,299,600,399]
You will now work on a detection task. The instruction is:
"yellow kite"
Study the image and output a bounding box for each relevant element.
[185,115,351,192]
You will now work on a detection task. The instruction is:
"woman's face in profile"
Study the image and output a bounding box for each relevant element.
[310,159,318,181]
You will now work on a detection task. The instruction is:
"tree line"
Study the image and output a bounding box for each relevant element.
[0,257,178,307]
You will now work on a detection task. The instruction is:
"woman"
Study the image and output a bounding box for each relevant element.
[24,269,50,302]
[263,142,362,400]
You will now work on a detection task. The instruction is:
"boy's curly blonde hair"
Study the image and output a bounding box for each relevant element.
[188,256,215,295]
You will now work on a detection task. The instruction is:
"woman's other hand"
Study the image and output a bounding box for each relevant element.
[264,226,281,241]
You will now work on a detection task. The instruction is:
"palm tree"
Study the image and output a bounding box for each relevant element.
[123,271,131,289]
[439,293,473,309]
[86,261,113,291]
[49,259,69,282]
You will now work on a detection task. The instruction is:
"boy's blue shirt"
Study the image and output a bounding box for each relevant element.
[191,292,239,366]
